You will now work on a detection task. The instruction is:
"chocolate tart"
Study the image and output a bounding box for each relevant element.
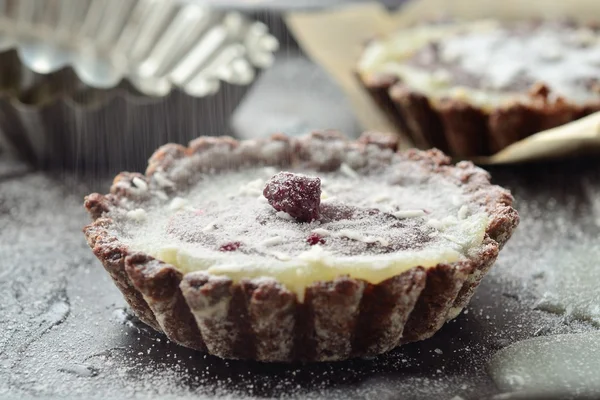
[83,131,518,362]
[357,20,600,157]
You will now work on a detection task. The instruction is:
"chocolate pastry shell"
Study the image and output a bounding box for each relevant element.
[358,41,600,158]
[83,131,519,362]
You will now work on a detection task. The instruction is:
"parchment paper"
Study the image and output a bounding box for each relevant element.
[285,0,600,164]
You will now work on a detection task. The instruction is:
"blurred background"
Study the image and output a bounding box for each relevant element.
[0,0,407,177]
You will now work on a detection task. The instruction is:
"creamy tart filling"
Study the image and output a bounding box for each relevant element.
[110,161,487,300]
[358,20,600,108]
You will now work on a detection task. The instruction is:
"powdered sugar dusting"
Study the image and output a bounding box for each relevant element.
[360,20,600,107]
[438,23,600,102]
[492,186,600,328]
[112,154,488,294]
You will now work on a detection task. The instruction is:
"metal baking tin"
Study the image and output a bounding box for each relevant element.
[0,0,278,172]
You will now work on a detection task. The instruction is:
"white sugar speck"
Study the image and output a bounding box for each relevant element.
[337,230,388,246]
[338,229,364,241]
[239,179,265,197]
[270,251,291,261]
[393,209,426,219]
[427,218,444,229]
[451,195,463,206]
[276,211,294,221]
[155,191,169,201]
[168,197,189,211]
[261,236,284,247]
[153,172,174,188]
[458,205,469,220]
[126,208,147,222]
[132,177,148,191]
[371,194,392,203]
[202,223,217,232]
[311,228,332,237]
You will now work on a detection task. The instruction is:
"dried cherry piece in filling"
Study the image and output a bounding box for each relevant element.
[263,172,321,222]
[219,242,242,252]
[306,233,326,246]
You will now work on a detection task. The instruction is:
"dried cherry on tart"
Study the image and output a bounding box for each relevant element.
[263,172,321,222]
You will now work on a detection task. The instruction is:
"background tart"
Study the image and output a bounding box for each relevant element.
[83,131,518,362]
[357,20,600,157]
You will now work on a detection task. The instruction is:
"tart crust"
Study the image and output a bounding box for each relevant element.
[83,132,518,362]
[358,21,600,158]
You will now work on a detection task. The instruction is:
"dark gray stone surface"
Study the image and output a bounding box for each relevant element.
[1,147,598,400]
